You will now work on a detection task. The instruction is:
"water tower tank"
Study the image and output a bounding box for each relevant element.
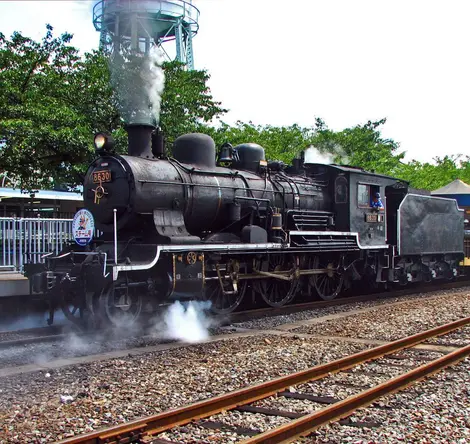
[93,0,199,69]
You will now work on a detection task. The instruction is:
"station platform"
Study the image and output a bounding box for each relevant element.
[0,273,30,297]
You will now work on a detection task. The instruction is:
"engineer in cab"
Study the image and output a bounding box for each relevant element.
[371,192,384,211]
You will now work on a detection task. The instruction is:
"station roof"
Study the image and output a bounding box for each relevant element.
[0,187,83,201]
[431,179,470,195]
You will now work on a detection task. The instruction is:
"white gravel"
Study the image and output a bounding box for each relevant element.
[0,325,237,368]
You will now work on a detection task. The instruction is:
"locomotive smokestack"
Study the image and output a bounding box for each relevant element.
[126,123,155,158]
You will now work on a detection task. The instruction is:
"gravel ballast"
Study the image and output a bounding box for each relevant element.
[232,286,470,331]
[306,357,470,444]
[0,335,369,442]
[289,288,470,340]
[0,286,469,443]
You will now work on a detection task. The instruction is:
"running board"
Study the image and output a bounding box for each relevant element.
[290,232,359,251]
[289,231,389,251]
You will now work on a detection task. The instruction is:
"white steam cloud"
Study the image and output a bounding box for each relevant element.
[110,46,166,126]
[157,301,213,343]
[141,46,166,123]
[304,145,335,164]
[304,144,349,165]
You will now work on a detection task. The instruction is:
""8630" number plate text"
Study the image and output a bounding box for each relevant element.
[92,170,111,183]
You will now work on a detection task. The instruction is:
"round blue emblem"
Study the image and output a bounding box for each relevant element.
[72,209,95,246]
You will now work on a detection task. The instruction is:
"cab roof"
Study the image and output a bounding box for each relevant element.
[305,162,404,182]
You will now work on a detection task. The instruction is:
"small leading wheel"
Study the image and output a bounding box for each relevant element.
[309,255,343,301]
[98,278,143,328]
[256,254,299,307]
[61,291,88,328]
[202,261,247,314]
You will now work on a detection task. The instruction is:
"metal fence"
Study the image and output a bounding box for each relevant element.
[0,218,73,272]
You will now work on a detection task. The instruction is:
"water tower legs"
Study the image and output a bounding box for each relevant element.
[93,0,200,70]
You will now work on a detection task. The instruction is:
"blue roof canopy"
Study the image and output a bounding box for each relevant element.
[0,187,83,202]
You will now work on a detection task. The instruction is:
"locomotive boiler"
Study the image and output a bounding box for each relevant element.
[85,126,330,239]
[25,123,465,329]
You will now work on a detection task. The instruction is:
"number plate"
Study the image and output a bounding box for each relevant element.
[92,170,111,183]
[366,213,378,223]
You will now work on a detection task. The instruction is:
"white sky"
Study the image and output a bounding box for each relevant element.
[1,0,469,162]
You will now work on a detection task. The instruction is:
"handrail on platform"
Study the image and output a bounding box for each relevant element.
[0,217,74,272]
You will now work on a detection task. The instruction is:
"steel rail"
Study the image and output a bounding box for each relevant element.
[58,315,470,444]
[225,278,470,324]
[0,333,68,350]
[242,342,470,443]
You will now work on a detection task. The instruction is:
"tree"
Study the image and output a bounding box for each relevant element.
[203,118,404,172]
[310,119,470,190]
[2,27,468,192]
[310,118,405,175]
[0,26,92,189]
[0,27,226,189]
[160,61,226,148]
[206,117,470,191]
[206,121,316,164]
[396,155,470,190]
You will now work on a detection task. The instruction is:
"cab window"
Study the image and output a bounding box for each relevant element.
[335,176,348,203]
[357,184,370,207]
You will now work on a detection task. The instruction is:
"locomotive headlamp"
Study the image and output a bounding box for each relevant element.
[93,133,115,153]
[94,133,106,149]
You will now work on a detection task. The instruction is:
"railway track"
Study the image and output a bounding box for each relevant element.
[225,278,470,324]
[57,316,470,444]
[0,279,468,350]
[0,325,66,350]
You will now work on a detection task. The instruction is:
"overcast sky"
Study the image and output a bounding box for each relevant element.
[1,0,469,162]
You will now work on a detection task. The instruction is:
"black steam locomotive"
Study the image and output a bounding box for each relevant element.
[25,123,465,328]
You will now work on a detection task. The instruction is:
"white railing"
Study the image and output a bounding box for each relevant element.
[0,218,74,272]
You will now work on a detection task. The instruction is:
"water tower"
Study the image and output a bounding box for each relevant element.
[93,0,200,69]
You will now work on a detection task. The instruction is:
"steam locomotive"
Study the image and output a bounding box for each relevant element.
[25,123,465,328]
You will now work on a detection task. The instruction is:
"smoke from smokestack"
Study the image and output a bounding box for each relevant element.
[109,46,165,127]
[142,47,165,124]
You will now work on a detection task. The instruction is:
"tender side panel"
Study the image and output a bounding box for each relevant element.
[398,194,464,255]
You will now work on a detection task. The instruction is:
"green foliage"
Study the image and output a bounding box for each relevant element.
[0,28,225,189]
[311,118,405,174]
[206,118,469,191]
[396,155,470,190]
[0,26,89,188]
[160,61,226,148]
[309,118,470,189]
[206,121,315,163]
[204,118,404,174]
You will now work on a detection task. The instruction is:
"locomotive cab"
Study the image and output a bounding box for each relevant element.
[304,163,396,248]
[347,169,395,248]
